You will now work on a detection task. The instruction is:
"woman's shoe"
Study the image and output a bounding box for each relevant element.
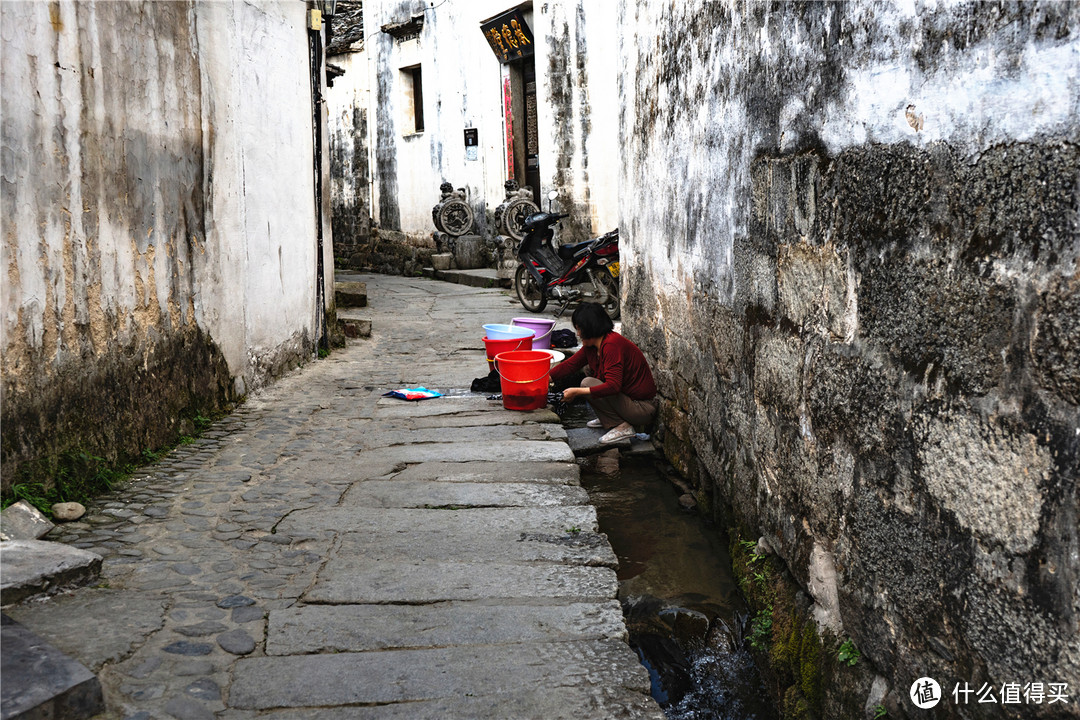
[599,426,636,444]
[586,419,603,428]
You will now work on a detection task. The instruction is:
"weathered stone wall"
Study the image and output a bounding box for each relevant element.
[1,1,329,490]
[619,2,1078,717]
[328,48,373,263]
[537,0,621,243]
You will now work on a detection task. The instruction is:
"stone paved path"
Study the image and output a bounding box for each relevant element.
[6,274,663,719]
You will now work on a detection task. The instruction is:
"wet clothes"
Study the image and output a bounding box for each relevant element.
[550,329,578,348]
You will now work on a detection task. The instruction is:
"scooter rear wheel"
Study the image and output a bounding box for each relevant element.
[595,269,620,320]
[515,264,548,313]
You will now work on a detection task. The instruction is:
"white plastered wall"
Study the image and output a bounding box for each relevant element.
[2,0,325,396]
[333,0,621,239]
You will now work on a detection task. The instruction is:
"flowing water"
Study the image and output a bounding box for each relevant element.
[578,452,778,720]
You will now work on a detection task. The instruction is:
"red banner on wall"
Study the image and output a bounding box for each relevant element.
[503,76,514,179]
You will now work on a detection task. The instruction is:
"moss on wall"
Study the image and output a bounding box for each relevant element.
[1,327,235,496]
[729,529,874,719]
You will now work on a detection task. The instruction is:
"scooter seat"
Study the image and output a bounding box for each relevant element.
[556,239,593,260]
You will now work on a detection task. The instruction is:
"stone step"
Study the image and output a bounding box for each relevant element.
[566,427,659,457]
[333,280,367,307]
[423,267,506,289]
[336,317,371,338]
[0,614,105,720]
[228,639,652,712]
[265,600,628,655]
[566,426,632,455]
[0,540,103,605]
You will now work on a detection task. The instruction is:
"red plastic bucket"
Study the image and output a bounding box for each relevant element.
[483,335,533,371]
[494,350,551,411]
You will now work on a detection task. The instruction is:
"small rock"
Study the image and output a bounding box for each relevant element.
[216,629,256,655]
[216,594,255,609]
[865,675,890,718]
[175,621,228,637]
[163,641,213,656]
[184,677,221,701]
[163,697,215,720]
[660,607,710,646]
[51,502,87,521]
[231,605,265,624]
[124,656,163,679]
[121,683,165,701]
[171,563,203,576]
[595,449,620,475]
[755,536,773,556]
[0,501,55,540]
[678,493,696,510]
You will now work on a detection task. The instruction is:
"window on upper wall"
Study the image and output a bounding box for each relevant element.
[401,65,424,134]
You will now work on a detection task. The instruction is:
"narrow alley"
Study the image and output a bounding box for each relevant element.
[5,274,664,719]
[4,2,1077,718]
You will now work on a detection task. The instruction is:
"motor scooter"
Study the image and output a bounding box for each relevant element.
[514,195,620,319]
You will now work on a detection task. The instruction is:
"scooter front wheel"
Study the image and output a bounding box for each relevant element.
[515,264,548,313]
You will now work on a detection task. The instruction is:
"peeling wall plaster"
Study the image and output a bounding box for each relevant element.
[2,0,329,484]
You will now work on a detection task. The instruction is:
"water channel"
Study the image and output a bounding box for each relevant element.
[575,441,778,719]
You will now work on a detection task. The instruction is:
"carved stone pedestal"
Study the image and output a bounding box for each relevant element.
[452,235,487,270]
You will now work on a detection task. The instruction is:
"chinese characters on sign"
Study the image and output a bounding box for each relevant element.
[481,9,534,64]
[525,81,538,156]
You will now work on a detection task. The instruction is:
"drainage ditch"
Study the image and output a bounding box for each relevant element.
[569,418,777,719]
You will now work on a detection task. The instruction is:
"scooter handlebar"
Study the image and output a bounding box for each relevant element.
[522,212,571,233]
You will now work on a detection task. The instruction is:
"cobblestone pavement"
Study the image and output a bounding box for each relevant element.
[6,274,663,719]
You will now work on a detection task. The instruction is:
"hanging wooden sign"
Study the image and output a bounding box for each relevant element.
[481,8,534,64]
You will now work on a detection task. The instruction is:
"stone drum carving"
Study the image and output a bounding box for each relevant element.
[432,182,475,236]
[493,179,539,242]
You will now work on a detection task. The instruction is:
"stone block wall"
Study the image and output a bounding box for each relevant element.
[619,2,1078,716]
[627,141,1079,717]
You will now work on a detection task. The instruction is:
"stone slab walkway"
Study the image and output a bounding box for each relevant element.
[4,274,663,719]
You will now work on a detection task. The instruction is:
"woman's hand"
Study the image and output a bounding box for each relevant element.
[561,386,590,401]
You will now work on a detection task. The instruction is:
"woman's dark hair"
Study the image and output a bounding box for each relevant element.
[571,302,614,339]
